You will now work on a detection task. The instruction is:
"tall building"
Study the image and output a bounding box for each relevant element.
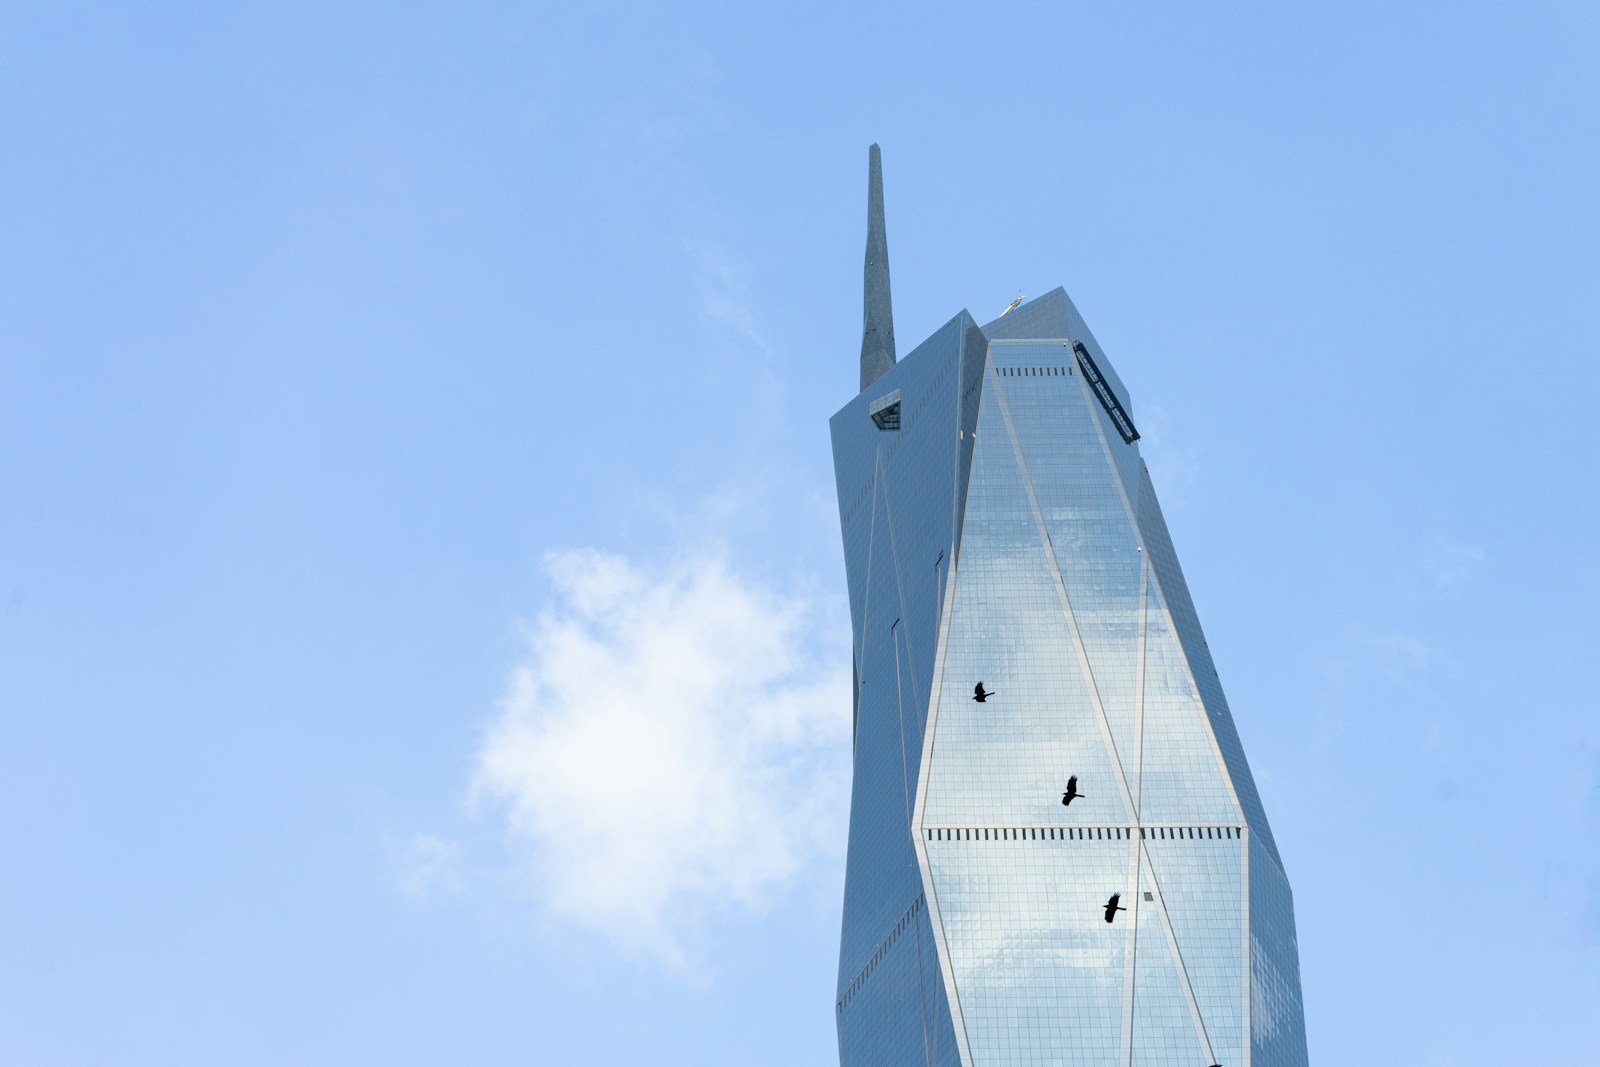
[830,146,1309,1066]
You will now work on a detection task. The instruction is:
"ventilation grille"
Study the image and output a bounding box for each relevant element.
[996,365,1071,377]
[923,825,1243,842]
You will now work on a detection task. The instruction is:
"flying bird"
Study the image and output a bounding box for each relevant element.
[1103,893,1126,924]
[1061,775,1084,806]
[973,682,995,702]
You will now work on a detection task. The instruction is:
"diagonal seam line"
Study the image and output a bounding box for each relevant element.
[1119,829,1141,1066]
[995,366,1156,1060]
[1140,844,1217,1063]
[854,449,881,759]
[1133,555,1150,815]
[893,624,935,1067]
[910,328,979,1067]
[1055,344,1238,1062]
[991,370,1138,818]
[1120,553,1151,1066]
[836,446,881,1005]
[875,451,923,847]
[1067,349,1247,830]
[1241,829,1253,1067]
[876,452,935,1067]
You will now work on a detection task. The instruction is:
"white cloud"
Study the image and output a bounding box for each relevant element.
[473,548,850,965]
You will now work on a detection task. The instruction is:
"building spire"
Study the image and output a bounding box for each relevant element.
[859,143,896,392]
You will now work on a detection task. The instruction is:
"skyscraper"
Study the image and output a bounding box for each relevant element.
[830,146,1309,1066]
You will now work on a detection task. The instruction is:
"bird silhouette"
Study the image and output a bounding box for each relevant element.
[972,682,995,703]
[1103,893,1126,924]
[1061,775,1084,806]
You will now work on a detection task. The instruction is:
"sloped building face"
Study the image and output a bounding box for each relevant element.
[830,154,1308,1066]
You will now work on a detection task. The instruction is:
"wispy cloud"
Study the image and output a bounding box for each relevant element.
[691,242,770,355]
[395,833,468,904]
[473,548,850,966]
[1421,537,1487,589]
[1132,400,1202,512]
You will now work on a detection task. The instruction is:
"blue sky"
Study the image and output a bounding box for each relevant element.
[3,3,1598,1063]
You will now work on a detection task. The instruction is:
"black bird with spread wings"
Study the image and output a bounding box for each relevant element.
[973,682,995,703]
[1103,893,1126,924]
[1061,775,1084,806]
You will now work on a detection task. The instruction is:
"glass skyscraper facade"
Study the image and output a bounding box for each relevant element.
[830,147,1308,1066]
